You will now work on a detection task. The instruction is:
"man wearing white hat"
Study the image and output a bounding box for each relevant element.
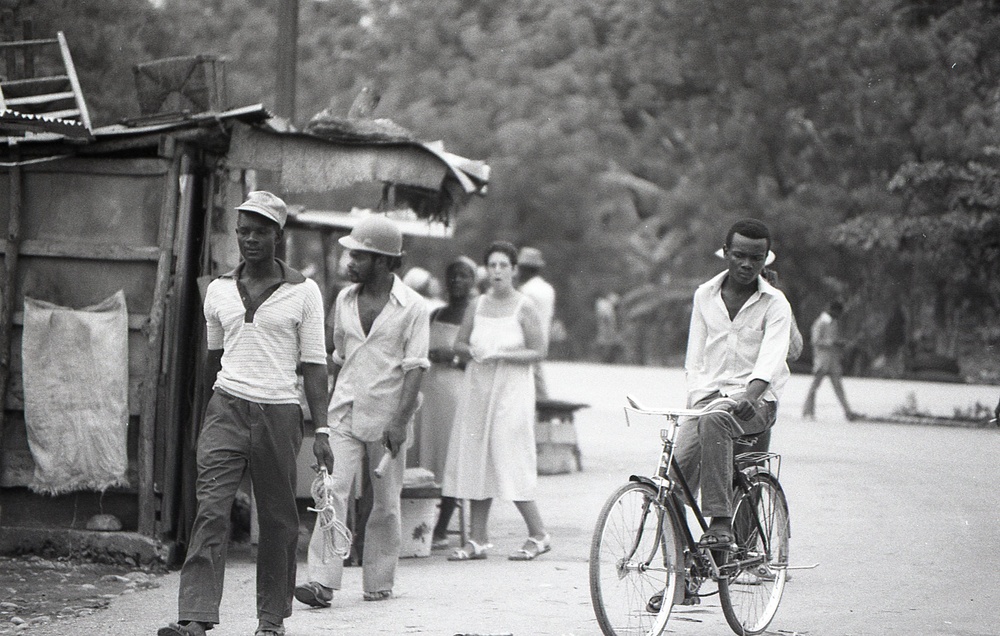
[161,191,332,636]
[674,218,792,550]
[516,246,554,400]
[296,214,429,607]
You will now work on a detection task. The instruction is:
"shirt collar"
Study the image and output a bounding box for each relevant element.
[219,259,307,284]
[345,274,411,305]
[705,269,780,297]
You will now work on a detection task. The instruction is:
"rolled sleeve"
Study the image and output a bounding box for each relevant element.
[401,301,430,371]
[402,355,430,371]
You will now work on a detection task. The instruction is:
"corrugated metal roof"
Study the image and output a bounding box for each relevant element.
[0,103,271,146]
[0,109,92,139]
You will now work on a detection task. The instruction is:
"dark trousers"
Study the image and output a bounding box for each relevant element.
[673,393,776,518]
[178,391,303,627]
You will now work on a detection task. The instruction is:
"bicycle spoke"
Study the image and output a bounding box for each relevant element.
[719,474,789,635]
[590,482,681,636]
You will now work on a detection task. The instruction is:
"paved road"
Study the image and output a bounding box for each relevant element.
[27,362,1000,636]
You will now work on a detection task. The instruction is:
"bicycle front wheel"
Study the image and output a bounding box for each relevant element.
[589,481,683,636]
[719,472,790,635]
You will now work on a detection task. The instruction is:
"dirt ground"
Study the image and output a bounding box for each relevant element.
[0,555,164,634]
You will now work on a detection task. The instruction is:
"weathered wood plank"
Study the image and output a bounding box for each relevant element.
[137,150,181,536]
[0,239,161,261]
[0,160,21,433]
[21,157,168,177]
[11,310,149,330]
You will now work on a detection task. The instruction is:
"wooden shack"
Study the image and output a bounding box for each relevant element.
[0,104,487,554]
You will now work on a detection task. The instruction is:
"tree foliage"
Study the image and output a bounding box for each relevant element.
[21,0,1000,376]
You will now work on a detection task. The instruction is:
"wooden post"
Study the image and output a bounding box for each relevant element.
[1,11,17,80]
[158,154,196,536]
[274,0,299,122]
[0,159,22,433]
[137,149,181,536]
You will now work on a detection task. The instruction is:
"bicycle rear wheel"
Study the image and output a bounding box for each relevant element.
[589,481,683,636]
[719,472,790,635]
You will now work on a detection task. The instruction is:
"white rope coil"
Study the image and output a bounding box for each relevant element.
[307,468,353,562]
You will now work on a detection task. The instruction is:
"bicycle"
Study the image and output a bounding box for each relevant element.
[589,396,790,636]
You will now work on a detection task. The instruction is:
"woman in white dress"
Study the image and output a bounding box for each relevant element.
[442,241,551,561]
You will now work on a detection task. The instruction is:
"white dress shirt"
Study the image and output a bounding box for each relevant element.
[684,270,792,406]
[519,275,555,340]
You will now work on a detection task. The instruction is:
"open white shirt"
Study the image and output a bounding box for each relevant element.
[328,275,431,442]
[684,270,792,406]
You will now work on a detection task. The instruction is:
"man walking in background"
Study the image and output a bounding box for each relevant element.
[295,215,429,607]
[802,301,860,421]
[159,191,332,636]
[517,246,554,399]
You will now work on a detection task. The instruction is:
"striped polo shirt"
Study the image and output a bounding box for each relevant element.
[204,260,327,404]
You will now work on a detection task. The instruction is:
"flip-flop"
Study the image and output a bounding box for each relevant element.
[363,589,393,601]
[646,591,663,614]
[157,623,206,636]
[431,537,451,550]
[698,529,736,550]
[508,534,551,561]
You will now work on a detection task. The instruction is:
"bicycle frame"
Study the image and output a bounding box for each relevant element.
[624,402,781,585]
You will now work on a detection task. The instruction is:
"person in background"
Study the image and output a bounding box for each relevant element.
[442,241,551,562]
[294,215,429,607]
[594,291,624,363]
[802,301,860,421]
[516,246,554,400]
[407,256,480,549]
[676,218,791,549]
[159,191,332,636]
[403,266,446,312]
[761,268,804,363]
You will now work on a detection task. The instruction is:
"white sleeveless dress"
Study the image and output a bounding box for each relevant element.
[442,295,538,501]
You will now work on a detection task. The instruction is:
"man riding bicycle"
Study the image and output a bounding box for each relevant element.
[675,218,792,549]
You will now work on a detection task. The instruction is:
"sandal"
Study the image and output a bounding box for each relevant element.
[254,626,285,636]
[698,528,736,550]
[646,591,663,614]
[508,534,551,561]
[157,622,207,636]
[294,581,332,608]
[431,536,451,550]
[363,589,393,601]
[448,539,492,561]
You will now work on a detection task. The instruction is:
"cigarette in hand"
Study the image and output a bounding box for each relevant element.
[374,452,392,478]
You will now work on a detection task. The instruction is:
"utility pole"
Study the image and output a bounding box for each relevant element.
[275,0,299,122]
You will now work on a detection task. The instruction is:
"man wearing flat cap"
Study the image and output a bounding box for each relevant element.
[296,214,429,607]
[517,246,554,399]
[160,191,332,636]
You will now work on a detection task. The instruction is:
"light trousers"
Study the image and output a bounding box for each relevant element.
[306,422,405,593]
[673,393,776,518]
